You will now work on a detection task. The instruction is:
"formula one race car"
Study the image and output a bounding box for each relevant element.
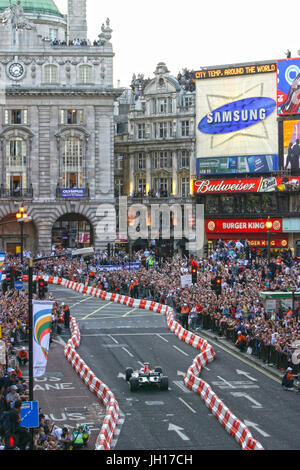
[125,363,169,392]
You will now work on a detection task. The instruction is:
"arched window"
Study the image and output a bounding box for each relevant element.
[62,136,83,188]
[43,64,58,84]
[5,137,27,194]
[78,65,92,84]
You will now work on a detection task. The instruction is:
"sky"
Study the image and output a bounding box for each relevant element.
[55,0,300,88]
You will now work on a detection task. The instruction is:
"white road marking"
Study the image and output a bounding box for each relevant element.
[173,345,189,357]
[178,397,197,414]
[108,335,119,344]
[122,347,134,358]
[156,334,169,342]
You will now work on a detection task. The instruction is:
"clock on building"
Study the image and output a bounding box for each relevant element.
[7,62,25,80]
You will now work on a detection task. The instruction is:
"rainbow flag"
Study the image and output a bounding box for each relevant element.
[0,252,5,283]
[32,300,53,377]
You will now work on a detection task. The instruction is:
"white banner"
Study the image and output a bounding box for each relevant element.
[181,274,192,288]
[0,340,6,365]
[33,300,53,378]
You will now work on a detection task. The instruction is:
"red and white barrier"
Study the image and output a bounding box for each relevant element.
[22,274,264,450]
[64,316,119,450]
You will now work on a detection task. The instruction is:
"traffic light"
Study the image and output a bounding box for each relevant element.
[107,243,111,257]
[5,433,16,449]
[215,277,222,296]
[204,243,208,257]
[38,279,46,299]
[192,266,198,284]
[211,277,222,296]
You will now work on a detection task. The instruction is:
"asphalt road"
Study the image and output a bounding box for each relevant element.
[50,284,300,451]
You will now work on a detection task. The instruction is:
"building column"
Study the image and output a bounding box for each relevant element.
[129,154,135,196]
[146,153,151,195]
[172,151,178,196]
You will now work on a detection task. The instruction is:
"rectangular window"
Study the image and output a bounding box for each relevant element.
[79,66,92,84]
[159,122,167,138]
[62,137,83,188]
[159,98,167,113]
[67,109,77,124]
[11,110,22,124]
[181,121,190,137]
[60,109,83,125]
[4,110,28,125]
[49,28,58,40]
[184,96,193,107]
[180,151,190,168]
[159,152,169,169]
[116,155,123,170]
[137,178,146,193]
[137,123,145,139]
[138,153,146,170]
[181,178,190,197]
[44,65,58,84]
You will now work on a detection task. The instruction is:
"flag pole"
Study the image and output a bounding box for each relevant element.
[28,257,34,402]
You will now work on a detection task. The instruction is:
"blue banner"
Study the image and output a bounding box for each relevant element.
[61,188,86,198]
[97,263,141,272]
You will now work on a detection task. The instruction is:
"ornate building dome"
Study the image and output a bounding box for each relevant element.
[0,0,64,17]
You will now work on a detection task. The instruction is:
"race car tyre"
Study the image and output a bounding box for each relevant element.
[160,376,168,391]
[155,366,163,374]
[125,367,133,381]
[129,377,139,392]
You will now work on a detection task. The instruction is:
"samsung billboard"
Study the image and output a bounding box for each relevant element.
[195,62,278,161]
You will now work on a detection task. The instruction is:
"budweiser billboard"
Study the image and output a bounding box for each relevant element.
[194,177,261,194]
[193,176,300,194]
[206,218,283,234]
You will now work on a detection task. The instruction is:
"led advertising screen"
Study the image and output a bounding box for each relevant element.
[195,63,278,159]
[277,58,300,115]
[282,119,300,172]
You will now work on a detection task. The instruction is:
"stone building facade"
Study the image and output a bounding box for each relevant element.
[114,63,196,255]
[0,0,122,255]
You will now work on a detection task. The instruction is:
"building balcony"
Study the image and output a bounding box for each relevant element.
[0,185,33,199]
[123,194,192,205]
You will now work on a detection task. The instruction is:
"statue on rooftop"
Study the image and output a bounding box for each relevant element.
[0,0,34,30]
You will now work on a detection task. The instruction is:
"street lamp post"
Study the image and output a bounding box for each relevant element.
[16,205,29,264]
[265,217,273,264]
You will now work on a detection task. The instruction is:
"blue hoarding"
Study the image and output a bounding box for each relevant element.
[196,155,279,175]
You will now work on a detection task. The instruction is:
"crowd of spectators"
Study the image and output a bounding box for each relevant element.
[1,239,300,448]
[131,188,170,199]
[42,37,105,47]
[177,68,196,92]
[0,262,76,450]
[30,239,300,372]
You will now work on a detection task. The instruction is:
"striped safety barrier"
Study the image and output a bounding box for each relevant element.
[22,274,264,450]
[64,315,119,450]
